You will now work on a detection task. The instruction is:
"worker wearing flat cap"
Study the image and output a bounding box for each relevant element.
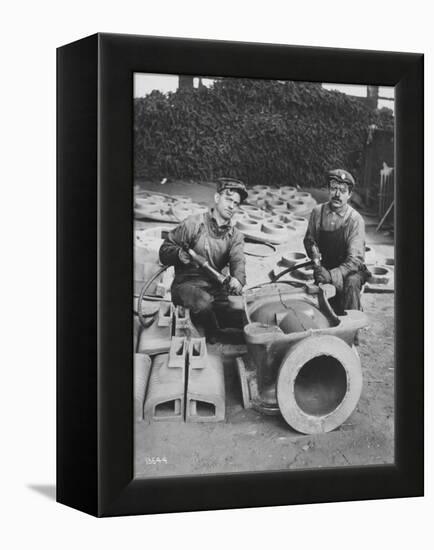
[303,169,371,315]
[159,178,247,338]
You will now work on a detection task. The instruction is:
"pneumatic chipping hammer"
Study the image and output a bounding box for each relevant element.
[183,246,231,287]
[267,244,322,282]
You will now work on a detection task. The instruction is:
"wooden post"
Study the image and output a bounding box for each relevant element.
[178,75,194,90]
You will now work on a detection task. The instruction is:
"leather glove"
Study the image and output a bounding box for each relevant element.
[314,266,332,284]
[178,249,191,265]
[228,277,243,295]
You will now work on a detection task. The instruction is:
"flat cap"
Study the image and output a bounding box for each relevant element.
[216,177,248,203]
[327,169,355,188]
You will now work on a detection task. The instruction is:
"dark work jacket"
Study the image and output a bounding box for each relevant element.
[159,210,246,287]
[303,202,366,292]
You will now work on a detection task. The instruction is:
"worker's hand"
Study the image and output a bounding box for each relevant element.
[228,277,243,295]
[314,266,332,284]
[178,249,191,265]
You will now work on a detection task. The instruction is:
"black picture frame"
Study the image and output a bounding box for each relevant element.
[57,33,424,517]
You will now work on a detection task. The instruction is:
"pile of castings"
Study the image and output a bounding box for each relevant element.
[364,246,394,293]
[134,189,208,223]
[134,301,225,424]
[233,185,314,245]
[133,184,314,246]
[237,282,368,434]
[274,245,394,292]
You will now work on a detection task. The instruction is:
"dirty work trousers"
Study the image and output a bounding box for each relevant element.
[329,271,367,315]
[171,280,229,332]
[317,205,370,316]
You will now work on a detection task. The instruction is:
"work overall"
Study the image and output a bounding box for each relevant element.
[170,216,233,332]
[318,205,368,315]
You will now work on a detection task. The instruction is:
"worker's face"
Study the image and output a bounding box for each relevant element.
[328,181,352,211]
[214,189,241,220]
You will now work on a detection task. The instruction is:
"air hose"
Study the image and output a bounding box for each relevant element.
[137,265,171,328]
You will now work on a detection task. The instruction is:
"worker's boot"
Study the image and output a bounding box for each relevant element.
[191,309,219,341]
[191,309,244,344]
[211,327,245,345]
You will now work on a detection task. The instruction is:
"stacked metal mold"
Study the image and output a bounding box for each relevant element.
[134,301,225,424]
[233,185,315,246]
[363,245,394,293]
[134,190,208,222]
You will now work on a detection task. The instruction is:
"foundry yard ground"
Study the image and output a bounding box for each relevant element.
[134,180,394,477]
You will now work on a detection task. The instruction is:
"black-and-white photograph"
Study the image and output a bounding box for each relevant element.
[132,73,395,477]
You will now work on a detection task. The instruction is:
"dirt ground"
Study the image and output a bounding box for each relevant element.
[134,180,394,478]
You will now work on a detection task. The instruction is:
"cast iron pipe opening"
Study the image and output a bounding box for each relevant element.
[294,355,347,416]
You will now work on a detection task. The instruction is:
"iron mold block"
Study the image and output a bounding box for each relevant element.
[188,337,207,369]
[186,352,225,423]
[174,305,191,331]
[134,353,152,422]
[137,314,172,356]
[158,301,174,327]
[144,353,185,422]
[168,336,187,369]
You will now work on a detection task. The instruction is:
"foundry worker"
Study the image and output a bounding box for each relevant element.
[303,169,370,315]
[159,178,247,337]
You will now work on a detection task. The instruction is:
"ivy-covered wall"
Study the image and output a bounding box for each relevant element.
[134,78,394,188]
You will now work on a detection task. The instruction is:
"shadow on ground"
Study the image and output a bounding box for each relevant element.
[27,484,56,501]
